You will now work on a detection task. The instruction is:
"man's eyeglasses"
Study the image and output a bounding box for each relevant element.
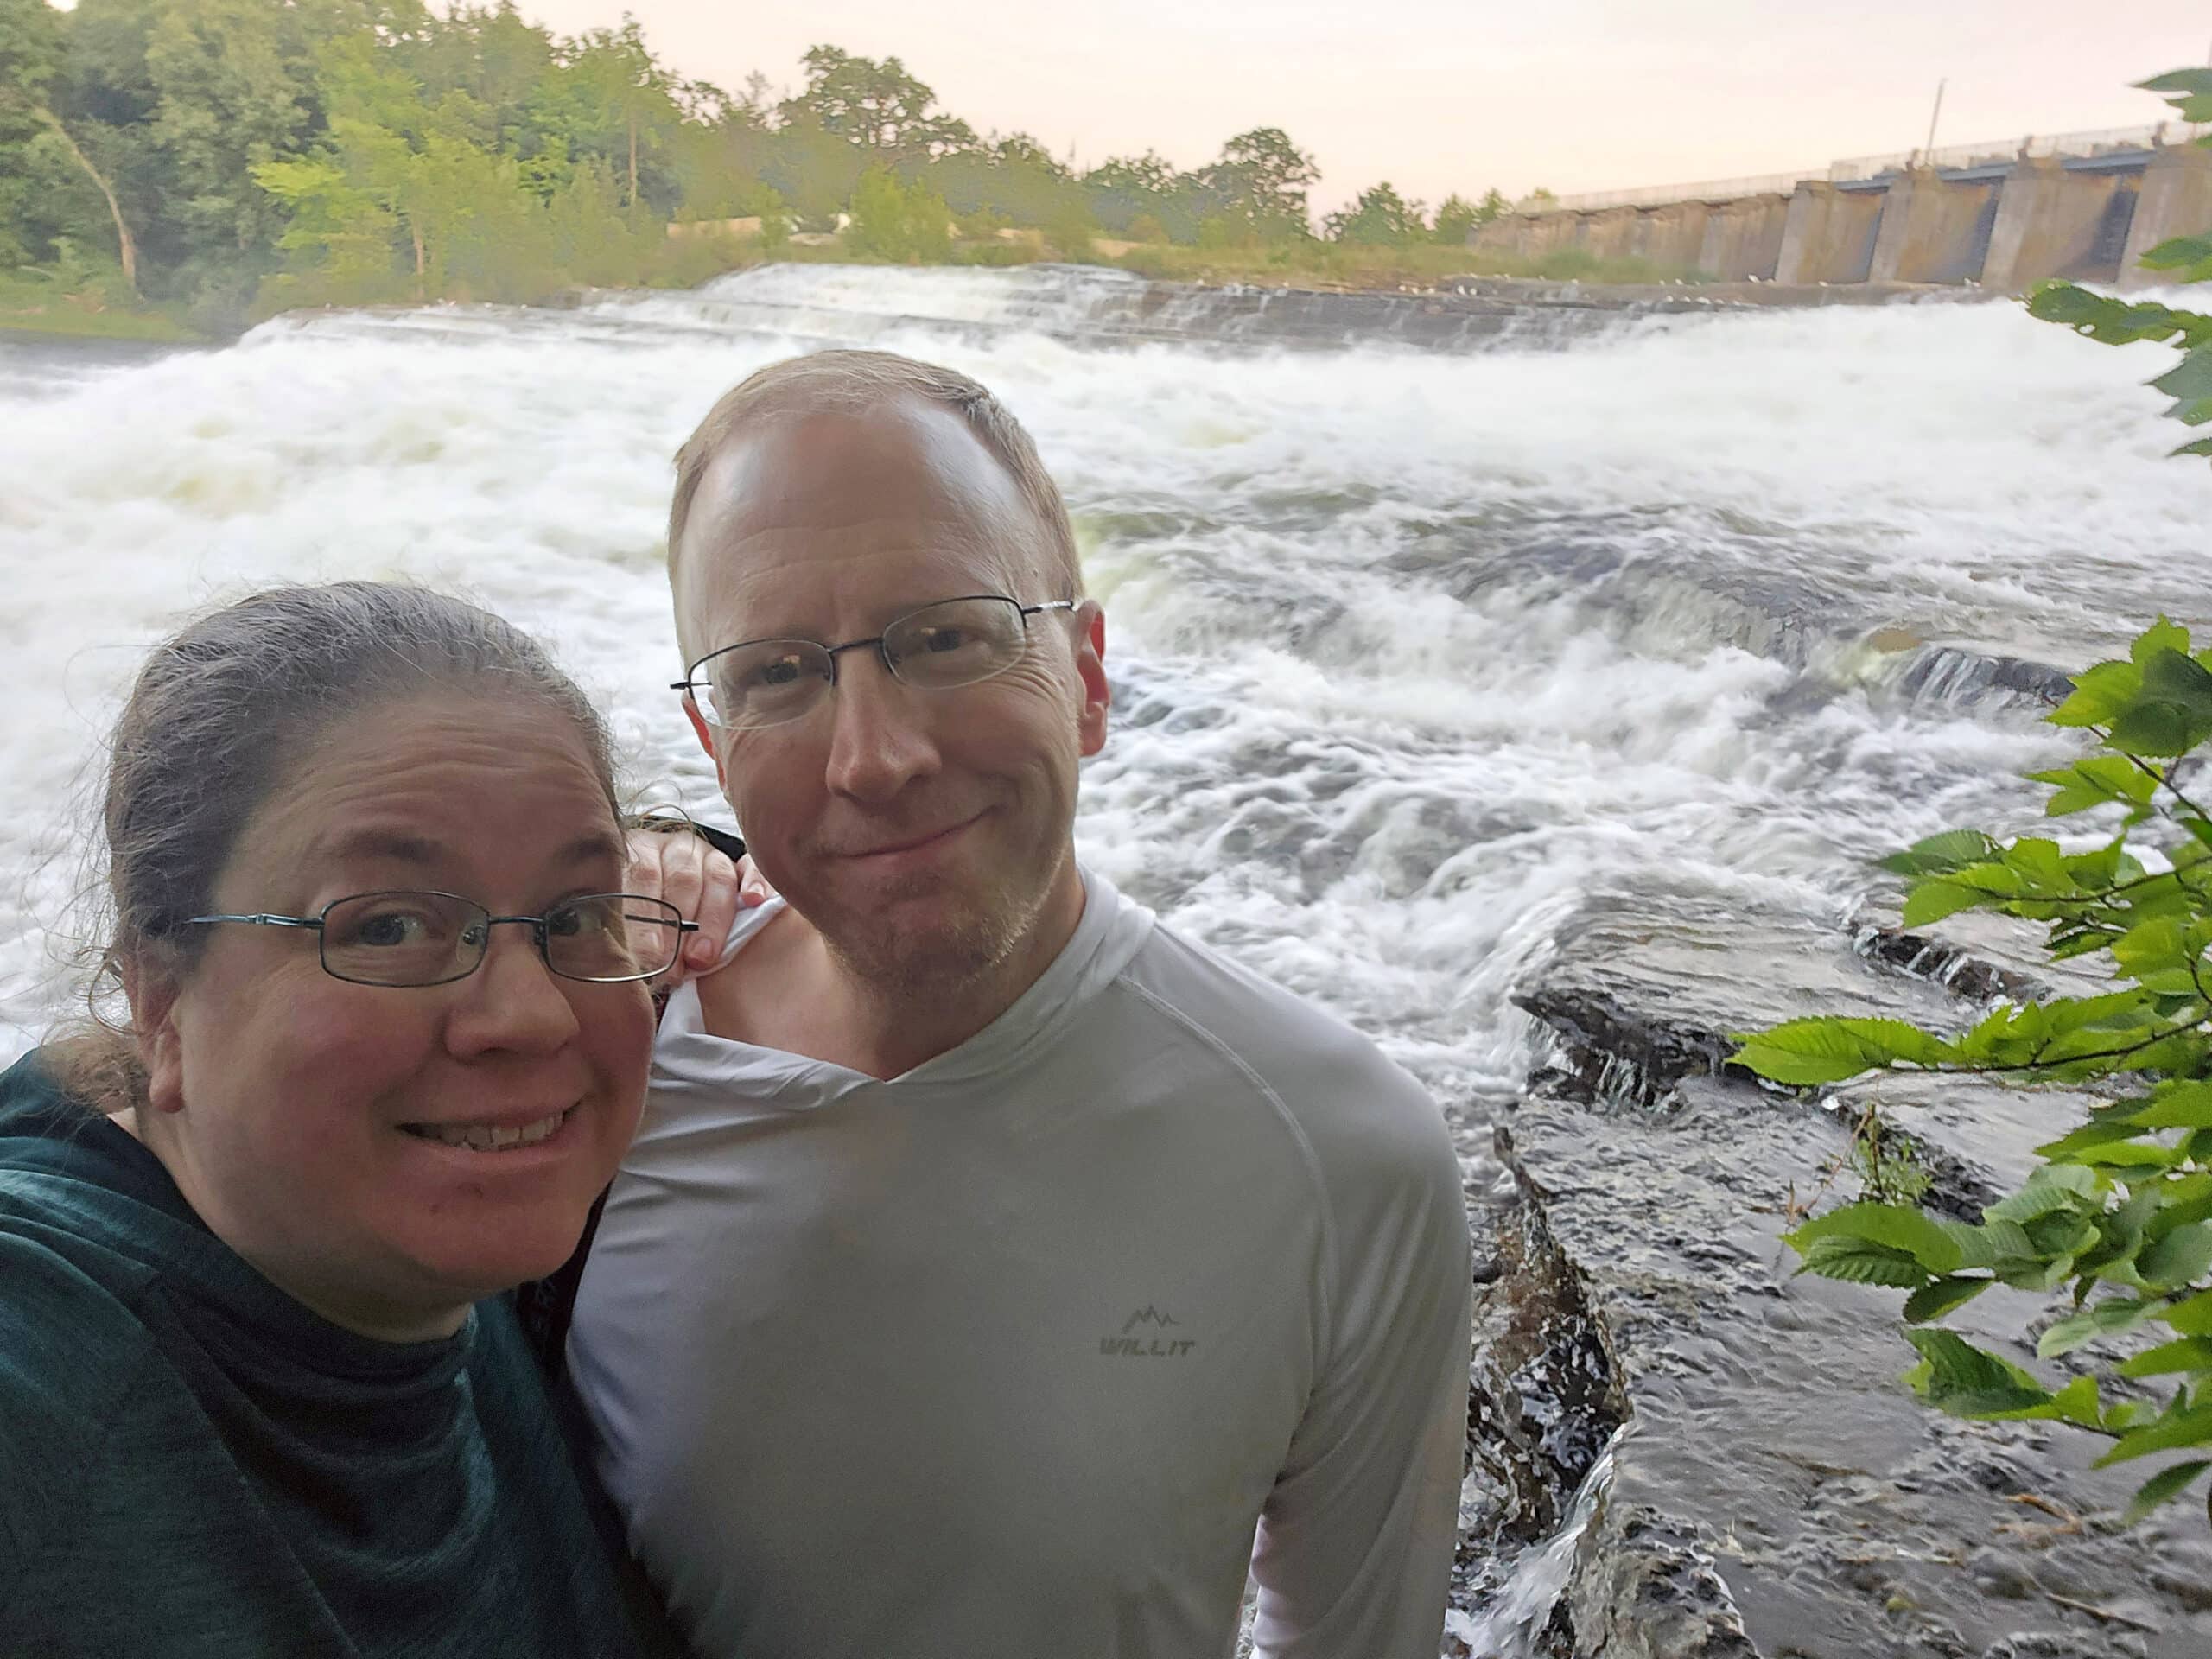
[179,892,696,988]
[673,594,1079,733]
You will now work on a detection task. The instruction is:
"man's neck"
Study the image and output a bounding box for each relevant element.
[696,862,1089,1080]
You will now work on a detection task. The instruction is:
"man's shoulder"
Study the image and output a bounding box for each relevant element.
[1109,918,1445,1156]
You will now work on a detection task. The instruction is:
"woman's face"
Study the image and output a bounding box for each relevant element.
[135,694,653,1342]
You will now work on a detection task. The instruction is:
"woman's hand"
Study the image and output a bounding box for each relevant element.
[624,823,774,987]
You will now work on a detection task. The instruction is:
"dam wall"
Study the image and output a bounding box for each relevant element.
[1471,125,2201,291]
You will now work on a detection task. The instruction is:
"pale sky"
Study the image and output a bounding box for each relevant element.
[505,0,2211,212]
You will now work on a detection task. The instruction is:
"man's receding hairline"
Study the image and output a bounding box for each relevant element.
[666,352,1084,652]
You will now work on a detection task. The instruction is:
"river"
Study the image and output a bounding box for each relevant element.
[3,264,2209,1654]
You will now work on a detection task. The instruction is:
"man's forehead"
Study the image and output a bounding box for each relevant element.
[693,398,1027,538]
[677,399,1041,637]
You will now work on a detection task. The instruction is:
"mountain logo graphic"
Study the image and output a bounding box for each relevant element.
[1100,1306,1196,1357]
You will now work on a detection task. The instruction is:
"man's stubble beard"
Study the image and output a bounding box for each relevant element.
[818,844,1071,1004]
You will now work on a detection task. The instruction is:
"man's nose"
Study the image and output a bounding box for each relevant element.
[823,652,942,805]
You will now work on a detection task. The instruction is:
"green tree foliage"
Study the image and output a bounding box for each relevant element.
[1432,188,1507,245]
[0,4,1340,322]
[843,162,949,264]
[1323,181,1427,245]
[2027,71,2212,461]
[1738,69,2212,1529]
[782,44,973,165]
[1194,125,1318,245]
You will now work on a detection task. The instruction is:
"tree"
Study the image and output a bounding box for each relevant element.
[1195,125,1317,244]
[1433,188,1506,245]
[844,162,948,263]
[1735,68,2212,1530]
[144,0,321,291]
[781,44,973,165]
[0,0,141,290]
[1323,180,1426,245]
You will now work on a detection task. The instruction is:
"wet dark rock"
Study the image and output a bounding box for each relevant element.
[1564,1503,1759,1658]
[1494,1078,2212,1657]
[1473,886,2212,1656]
[1466,1128,1630,1543]
[1515,887,1972,1112]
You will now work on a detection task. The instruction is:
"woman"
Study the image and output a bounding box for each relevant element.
[0,582,690,1656]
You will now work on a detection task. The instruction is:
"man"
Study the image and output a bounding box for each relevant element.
[571,349,1471,1659]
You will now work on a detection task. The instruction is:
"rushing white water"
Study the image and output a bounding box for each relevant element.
[3,266,2207,1107]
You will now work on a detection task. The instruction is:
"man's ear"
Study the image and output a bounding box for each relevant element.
[1073,601,1110,759]
[683,694,732,795]
[122,957,187,1116]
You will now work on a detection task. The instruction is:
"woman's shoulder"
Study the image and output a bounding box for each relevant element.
[0,1223,157,1601]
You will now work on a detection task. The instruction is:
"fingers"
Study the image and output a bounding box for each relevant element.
[737,855,777,909]
[687,846,742,972]
[626,825,758,981]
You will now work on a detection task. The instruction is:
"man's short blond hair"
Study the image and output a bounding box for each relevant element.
[666,350,1084,609]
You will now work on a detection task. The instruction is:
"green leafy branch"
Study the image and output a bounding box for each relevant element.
[1736,620,2212,1529]
[2025,69,2212,461]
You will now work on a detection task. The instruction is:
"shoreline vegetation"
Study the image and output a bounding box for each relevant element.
[0,0,1714,348]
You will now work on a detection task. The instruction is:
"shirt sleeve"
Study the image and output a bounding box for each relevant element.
[1247,1078,1471,1659]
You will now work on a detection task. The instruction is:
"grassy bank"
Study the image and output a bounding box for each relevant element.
[2,230,1709,346]
[1099,239,1711,289]
[0,276,206,344]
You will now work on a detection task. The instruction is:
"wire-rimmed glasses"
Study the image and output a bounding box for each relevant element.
[672,594,1079,732]
[179,891,696,988]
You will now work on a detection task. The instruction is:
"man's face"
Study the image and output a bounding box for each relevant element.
[674,398,1109,992]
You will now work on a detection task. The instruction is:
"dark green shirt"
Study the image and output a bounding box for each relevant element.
[0,1051,684,1659]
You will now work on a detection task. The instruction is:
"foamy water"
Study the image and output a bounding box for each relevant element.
[3,267,2208,1108]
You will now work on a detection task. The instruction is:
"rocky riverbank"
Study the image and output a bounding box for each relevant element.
[1450,869,2212,1657]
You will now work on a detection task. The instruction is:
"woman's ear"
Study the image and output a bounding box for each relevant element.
[122,956,187,1116]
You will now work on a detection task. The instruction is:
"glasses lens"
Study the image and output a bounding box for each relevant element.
[321,892,484,987]
[882,598,1027,690]
[543,894,683,982]
[696,641,834,730]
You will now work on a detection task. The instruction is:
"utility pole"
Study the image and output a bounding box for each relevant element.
[1921,77,1947,166]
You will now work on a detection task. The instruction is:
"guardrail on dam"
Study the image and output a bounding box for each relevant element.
[1469,124,2212,290]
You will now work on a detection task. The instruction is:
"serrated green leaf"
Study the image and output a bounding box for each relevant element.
[1732,1017,1950,1086]
[2134,617,2194,664]
[1946,1217,2036,1269]
[2049,1373,2103,1427]
[2039,1309,2102,1358]
[1899,878,1993,928]
[2050,658,2142,727]
[1904,1327,2054,1417]
[2140,235,2212,285]
[1878,829,2001,877]
[2167,1289,2212,1337]
[1904,1274,1990,1323]
[2118,1337,2212,1378]
[2096,1402,2212,1466]
[2142,1223,2212,1290]
[1788,1202,1964,1274]
[2173,435,2212,460]
[2134,1082,2212,1129]
[1794,1234,1933,1287]
[2004,838,2074,893]
[2124,1459,2212,1525]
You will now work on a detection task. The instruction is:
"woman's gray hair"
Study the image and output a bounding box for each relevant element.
[45,581,619,1112]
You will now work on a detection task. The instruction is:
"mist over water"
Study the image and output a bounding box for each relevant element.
[3,265,2207,1112]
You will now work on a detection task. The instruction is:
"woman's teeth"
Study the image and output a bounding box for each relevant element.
[406,1109,569,1151]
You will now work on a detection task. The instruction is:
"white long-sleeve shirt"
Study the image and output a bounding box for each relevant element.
[569,869,1470,1659]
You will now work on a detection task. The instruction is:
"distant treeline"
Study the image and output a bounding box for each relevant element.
[0,0,1519,327]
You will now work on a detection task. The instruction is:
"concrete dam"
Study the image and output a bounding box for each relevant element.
[1469,123,2212,290]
